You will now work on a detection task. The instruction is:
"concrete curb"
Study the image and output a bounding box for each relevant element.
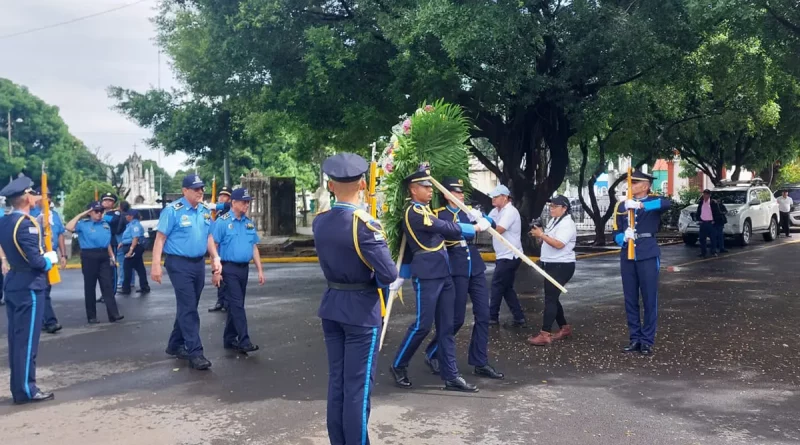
[62,244,679,269]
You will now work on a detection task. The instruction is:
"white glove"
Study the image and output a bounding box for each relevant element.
[624,199,642,210]
[43,251,58,264]
[389,278,404,292]
[475,217,491,232]
[467,208,483,222]
[624,227,635,242]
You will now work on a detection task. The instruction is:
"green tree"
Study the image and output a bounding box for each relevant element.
[1,78,107,193]
[141,0,720,224]
[63,180,118,221]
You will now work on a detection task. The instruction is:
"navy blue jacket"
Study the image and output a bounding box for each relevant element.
[314,203,397,327]
[0,212,51,291]
[612,195,673,261]
[401,202,475,280]
[432,206,487,277]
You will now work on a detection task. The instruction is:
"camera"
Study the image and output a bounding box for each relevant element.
[530,218,543,229]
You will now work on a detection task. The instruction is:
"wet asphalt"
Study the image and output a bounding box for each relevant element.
[0,235,799,445]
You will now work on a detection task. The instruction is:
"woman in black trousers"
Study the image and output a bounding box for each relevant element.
[527,195,577,346]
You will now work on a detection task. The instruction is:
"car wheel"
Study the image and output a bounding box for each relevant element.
[682,234,698,246]
[738,219,752,246]
[763,216,778,241]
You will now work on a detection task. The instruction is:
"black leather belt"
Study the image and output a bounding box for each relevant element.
[222,261,249,267]
[327,281,378,291]
[10,266,33,272]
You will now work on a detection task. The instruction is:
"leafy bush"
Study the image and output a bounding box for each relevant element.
[63,180,117,221]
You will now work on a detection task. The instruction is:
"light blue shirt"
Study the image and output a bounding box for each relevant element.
[157,197,212,258]
[35,209,65,238]
[120,219,146,245]
[212,212,260,263]
[75,219,112,249]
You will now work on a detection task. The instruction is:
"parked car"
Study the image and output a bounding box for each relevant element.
[678,180,779,246]
[773,184,800,227]
[132,205,163,249]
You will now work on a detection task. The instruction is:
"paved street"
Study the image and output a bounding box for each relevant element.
[1,237,799,445]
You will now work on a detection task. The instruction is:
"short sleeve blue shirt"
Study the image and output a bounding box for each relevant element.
[157,197,212,258]
[211,212,260,263]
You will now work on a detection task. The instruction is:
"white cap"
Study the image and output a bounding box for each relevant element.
[488,184,511,198]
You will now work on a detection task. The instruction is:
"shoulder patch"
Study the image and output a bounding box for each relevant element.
[28,226,39,234]
[171,201,184,210]
[220,212,232,220]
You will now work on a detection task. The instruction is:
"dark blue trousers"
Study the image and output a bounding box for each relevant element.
[392,277,459,380]
[5,288,45,402]
[698,221,716,255]
[122,244,149,293]
[221,262,251,348]
[42,285,59,327]
[322,319,379,445]
[621,257,660,346]
[165,256,206,358]
[489,258,524,322]
[425,272,491,367]
[714,223,726,251]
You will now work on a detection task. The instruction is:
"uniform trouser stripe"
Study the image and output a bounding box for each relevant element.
[24,290,36,399]
[393,278,421,368]
[361,327,378,445]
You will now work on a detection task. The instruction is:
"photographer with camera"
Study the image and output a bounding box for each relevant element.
[527,195,577,346]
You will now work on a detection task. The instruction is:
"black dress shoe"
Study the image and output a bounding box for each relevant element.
[622,341,641,353]
[444,376,479,392]
[137,288,151,294]
[43,323,62,334]
[110,315,125,323]
[208,303,224,312]
[504,319,527,329]
[118,290,132,296]
[424,356,440,375]
[236,344,259,354]
[488,319,499,326]
[14,390,54,405]
[87,318,100,324]
[189,356,212,370]
[640,344,653,356]
[390,366,412,388]
[474,364,504,380]
[165,346,190,359]
[720,249,729,253]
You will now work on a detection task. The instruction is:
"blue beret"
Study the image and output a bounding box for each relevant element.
[323,153,368,183]
[0,176,35,199]
[231,188,253,201]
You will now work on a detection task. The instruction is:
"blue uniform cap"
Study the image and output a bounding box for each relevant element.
[0,176,34,199]
[182,174,205,189]
[404,164,433,187]
[100,192,118,203]
[32,187,52,197]
[126,209,140,218]
[441,176,464,193]
[231,188,253,201]
[88,201,104,212]
[218,186,232,197]
[630,170,655,182]
[323,153,368,183]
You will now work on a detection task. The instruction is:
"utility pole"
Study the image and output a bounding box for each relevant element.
[6,110,11,157]
[223,149,230,187]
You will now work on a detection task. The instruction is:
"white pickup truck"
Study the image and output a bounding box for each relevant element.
[678,182,780,246]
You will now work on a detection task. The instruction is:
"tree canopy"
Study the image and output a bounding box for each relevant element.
[1,78,107,193]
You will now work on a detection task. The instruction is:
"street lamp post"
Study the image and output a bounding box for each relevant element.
[6,111,24,182]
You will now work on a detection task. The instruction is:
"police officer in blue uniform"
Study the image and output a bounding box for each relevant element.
[0,176,57,404]
[209,186,232,313]
[314,153,397,445]
[612,170,672,356]
[423,177,504,380]
[66,201,124,324]
[100,192,125,291]
[32,188,66,334]
[389,165,491,392]
[151,174,222,371]
[211,187,265,353]
[118,209,151,295]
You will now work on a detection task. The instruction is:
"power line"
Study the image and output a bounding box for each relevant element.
[0,0,151,41]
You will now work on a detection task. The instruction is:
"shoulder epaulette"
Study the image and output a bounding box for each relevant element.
[171,201,184,210]
[219,212,232,220]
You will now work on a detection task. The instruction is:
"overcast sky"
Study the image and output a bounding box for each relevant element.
[2,0,189,175]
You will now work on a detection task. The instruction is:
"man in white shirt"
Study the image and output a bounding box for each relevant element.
[777,190,794,237]
[487,184,526,327]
